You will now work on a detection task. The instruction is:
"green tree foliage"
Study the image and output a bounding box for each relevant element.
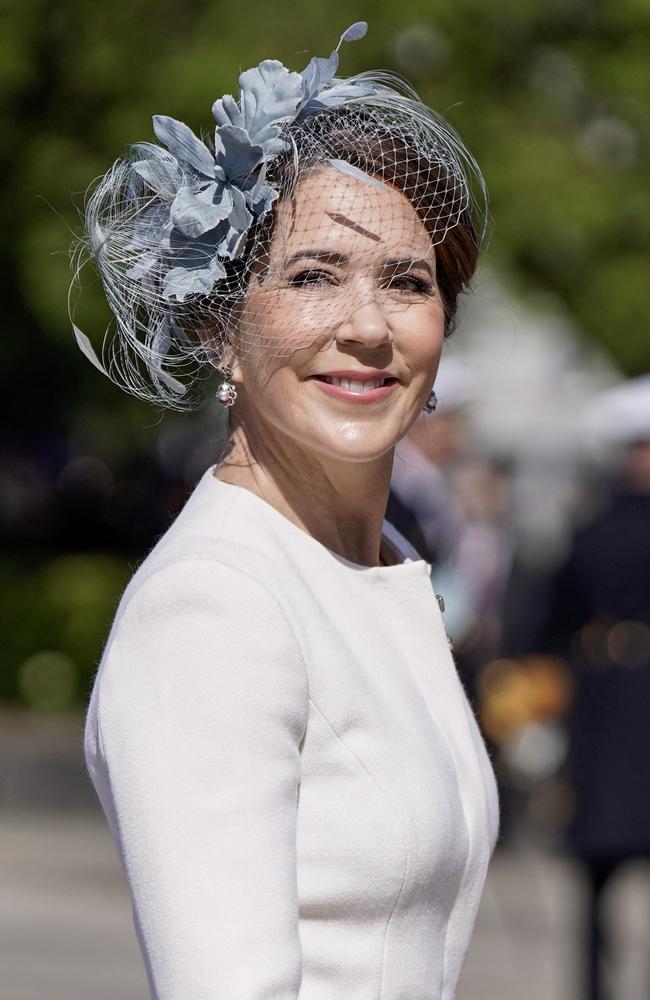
[3,0,649,433]
[0,553,131,706]
[2,0,648,708]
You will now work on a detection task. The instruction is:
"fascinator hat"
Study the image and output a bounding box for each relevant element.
[70,21,487,410]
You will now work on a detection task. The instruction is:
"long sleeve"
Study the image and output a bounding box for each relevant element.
[84,557,309,1000]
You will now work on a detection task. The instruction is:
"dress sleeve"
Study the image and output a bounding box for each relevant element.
[84,557,309,1000]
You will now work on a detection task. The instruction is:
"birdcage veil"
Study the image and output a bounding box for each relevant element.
[69,22,487,411]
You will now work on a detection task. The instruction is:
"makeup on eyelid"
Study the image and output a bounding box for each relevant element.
[281,248,434,277]
[278,249,436,298]
[285,270,434,298]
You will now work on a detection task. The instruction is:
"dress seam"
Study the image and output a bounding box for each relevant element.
[306,696,410,1000]
[427,654,475,998]
[387,581,476,999]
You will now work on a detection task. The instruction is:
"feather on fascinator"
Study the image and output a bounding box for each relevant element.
[70,21,487,409]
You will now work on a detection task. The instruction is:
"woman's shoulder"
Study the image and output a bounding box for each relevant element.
[87,532,309,785]
[115,535,278,631]
[92,540,307,725]
[118,468,279,612]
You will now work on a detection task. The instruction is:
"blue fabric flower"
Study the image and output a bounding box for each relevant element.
[212,60,304,156]
[131,149,182,199]
[129,117,260,297]
[163,226,227,302]
[124,22,377,303]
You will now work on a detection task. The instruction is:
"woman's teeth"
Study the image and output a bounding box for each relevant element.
[321,376,387,392]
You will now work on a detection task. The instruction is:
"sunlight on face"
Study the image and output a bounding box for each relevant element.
[231,167,446,464]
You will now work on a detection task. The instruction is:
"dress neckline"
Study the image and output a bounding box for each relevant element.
[203,465,431,581]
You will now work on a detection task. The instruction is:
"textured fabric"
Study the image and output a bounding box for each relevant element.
[84,464,500,999]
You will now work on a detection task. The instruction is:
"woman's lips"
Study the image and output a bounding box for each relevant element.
[309,374,398,404]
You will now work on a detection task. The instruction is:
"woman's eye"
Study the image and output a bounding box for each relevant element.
[288,268,338,287]
[385,274,434,294]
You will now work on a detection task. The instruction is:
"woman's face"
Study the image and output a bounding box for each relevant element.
[229,166,446,465]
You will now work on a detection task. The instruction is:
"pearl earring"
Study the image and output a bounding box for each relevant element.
[423,388,438,413]
[215,365,237,407]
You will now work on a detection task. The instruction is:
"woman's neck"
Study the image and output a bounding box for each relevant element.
[214,420,394,567]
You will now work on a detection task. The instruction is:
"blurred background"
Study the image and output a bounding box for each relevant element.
[2,1,649,997]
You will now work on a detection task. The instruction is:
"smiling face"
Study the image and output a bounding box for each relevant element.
[226,166,445,465]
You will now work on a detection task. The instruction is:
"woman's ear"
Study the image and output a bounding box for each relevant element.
[196,295,246,373]
[196,324,237,371]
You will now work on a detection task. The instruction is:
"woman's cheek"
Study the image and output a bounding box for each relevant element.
[282,298,336,353]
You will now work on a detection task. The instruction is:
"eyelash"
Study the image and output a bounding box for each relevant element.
[288,268,337,287]
[392,275,434,294]
[287,268,434,295]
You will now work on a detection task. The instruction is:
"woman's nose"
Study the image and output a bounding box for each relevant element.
[335,297,391,349]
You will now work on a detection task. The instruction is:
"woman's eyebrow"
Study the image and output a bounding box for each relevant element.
[382,257,434,278]
[284,249,351,267]
[282,251,434,278]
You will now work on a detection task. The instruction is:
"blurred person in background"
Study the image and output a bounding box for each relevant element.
[388,362,471,566]
[390,364,515,706]
[541,375,650,1000]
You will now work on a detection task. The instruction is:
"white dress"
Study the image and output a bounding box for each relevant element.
[84,464,500,1000]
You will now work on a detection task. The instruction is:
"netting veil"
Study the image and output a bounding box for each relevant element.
[70,23,487,410]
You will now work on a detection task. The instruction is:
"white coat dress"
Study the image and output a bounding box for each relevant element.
[84,464,500,1000]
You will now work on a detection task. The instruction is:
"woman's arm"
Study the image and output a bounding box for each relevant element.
[84,557,309,1000]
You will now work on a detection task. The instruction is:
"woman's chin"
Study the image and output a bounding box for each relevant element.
[258,391,415,465]
[297,425,403,464]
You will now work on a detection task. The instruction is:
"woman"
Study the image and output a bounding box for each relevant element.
[77,22,500,1000]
